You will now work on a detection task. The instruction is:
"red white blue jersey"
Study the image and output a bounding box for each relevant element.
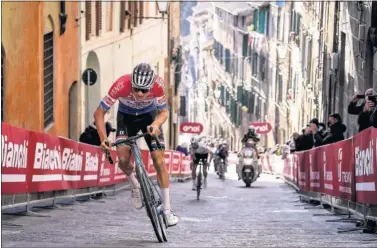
[100,74,167,115]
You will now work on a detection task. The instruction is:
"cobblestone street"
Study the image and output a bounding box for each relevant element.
[2,168,376,247]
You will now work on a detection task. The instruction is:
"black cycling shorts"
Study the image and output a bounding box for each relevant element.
[116,110,165,151]
[194,153,208,164]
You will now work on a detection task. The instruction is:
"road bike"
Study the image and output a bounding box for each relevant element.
[194,153,208,201]
[217,158,226,181]
[105,128,167,243]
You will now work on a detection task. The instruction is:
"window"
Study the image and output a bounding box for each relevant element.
[242,34,248,57]
[277,74,283,102]
[106,2,113,32]
[43,32,54,128]
[95,1,102,35]
[259,56,266,81]
[1,45,4,122]
[241,16,245,27]
[252,53,258,76]
[233,16,238,27]
[85,1,92,40]
[291,10,301,44]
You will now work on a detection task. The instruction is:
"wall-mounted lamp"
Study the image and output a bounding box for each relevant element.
[125,1,169,19]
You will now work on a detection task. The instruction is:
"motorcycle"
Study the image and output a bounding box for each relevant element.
[236,147,260,187]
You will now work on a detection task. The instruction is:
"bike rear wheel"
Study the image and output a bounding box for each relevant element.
[138,172,165,242]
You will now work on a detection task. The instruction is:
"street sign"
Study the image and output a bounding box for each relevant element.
[250,122,272,135]
[82,68,98,86]
[180,122,203,134]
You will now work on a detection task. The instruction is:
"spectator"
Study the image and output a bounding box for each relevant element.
[295,126,314,152]
[318,122,327,137]
[348,88,377,132]
[176,143,189,156]
[313,113,346,146]
[79,121,116,146]
[309,118,323,147]
[287,132,300,153]
[371,107,377,128]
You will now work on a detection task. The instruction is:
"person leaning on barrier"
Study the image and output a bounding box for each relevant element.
[79,121,116,146]
[348,88,377,132]
[370,105,377,128]
[312,113,346,146]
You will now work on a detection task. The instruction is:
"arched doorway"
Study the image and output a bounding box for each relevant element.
[69,81,79,140]
[85,51,101,126]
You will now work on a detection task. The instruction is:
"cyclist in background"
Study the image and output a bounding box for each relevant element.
[214,140,229,174]
[93,63,178,227]
[189,137,213,190]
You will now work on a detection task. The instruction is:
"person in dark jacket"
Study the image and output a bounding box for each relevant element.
[295,126,314,152]
[348,88,376,132]
[79,121,116,146]
[371,107,377,128]
[313,113,346,146]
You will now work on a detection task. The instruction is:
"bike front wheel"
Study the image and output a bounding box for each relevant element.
[196,166,202,200]
[139,173,165,243]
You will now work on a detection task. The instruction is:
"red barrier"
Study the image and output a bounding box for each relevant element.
[297,152,309,191]
[332,139,355,202]
[1,123,192,195]
[308,148,322,192]
[353,128,377,204]
[276,127,377,205]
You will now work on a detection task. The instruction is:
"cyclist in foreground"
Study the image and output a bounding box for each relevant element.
[93,63,178,227]
[189,137,213,190]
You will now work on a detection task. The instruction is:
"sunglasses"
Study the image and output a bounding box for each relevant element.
[133,87,149,93]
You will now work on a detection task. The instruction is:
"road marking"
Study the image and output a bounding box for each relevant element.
[205,195,228,199]
[268,209,309,213]
[181,216,212,222]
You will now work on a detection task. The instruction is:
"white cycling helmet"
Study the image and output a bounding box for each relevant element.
[190,136,199,144]
[131,63,156,90]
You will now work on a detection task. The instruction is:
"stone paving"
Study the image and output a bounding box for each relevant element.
[2,166,376,247]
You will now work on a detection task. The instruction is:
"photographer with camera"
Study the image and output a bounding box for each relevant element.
[347,88,377,132]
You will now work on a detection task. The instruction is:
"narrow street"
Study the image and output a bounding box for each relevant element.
[2,166,376,247]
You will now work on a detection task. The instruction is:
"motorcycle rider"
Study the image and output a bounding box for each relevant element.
[214,140,229,175]
[189,136,213,190]
[237,138,260,179]
[242,127,260,144]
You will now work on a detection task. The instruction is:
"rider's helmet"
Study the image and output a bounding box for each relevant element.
[190,136,199,149]
[131,63,156,90]
[248,126,256,134]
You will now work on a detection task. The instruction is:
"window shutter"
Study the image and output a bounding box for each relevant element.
[134,1,138,28]
[85,1,92,40]
[96,1,102,35]
[120,1,125,32]
[139,1,144,25]
[259,9,265,33]
[128,1,133,29]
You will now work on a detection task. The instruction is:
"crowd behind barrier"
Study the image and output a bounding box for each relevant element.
[1,122,191,211]
[261,127,377,227]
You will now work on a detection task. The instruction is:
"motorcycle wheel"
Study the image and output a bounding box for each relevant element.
[245,182,251,187]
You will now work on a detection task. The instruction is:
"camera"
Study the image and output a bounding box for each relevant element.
[367,95,377,104]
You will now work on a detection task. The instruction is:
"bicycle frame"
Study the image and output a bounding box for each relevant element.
[130,141,162,202]
[104,131,167,242]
